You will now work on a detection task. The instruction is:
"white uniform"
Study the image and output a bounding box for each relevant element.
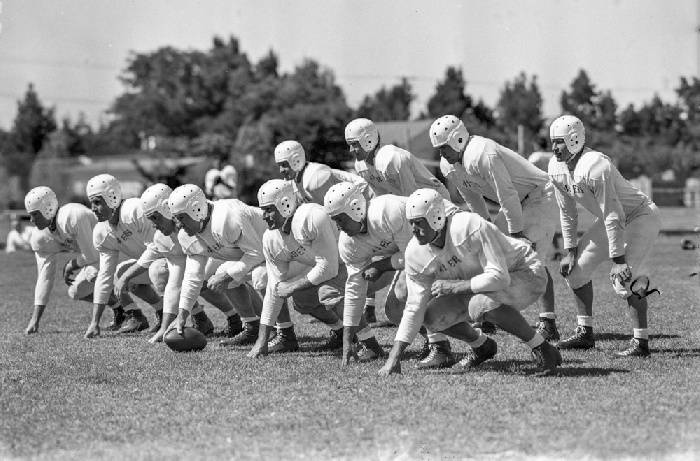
[92,198,159,306]
[261,203,343,326]
[177,199,268,312]
[135,230,184,316]
[294,162,371,206]
[440,136,558,255]
[395,212,547,344]
[30,203,98,305]
[548,149,661,294]
[356,144,449,199]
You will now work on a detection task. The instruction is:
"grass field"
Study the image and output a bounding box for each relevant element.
[1,236,699,460]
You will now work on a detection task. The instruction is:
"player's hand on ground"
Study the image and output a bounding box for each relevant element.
[378,359,401,376]
[148,329,165,344]
[559,252,577,277]
[341,342,359,367]
[207,272,233,293]
[25,320,39,335]
[610,263,632,284]
[430,280,460,297]
[84,322,100,339]
[247,339,268,358]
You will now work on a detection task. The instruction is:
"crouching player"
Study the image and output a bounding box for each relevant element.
[324,182,460,368]
[168,185,267,346]
[379,189,562,376]
[23,186,121,334]
[249,179,382,360]
[548,115,662,356]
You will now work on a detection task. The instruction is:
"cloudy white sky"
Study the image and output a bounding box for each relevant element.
[0,0,696,129]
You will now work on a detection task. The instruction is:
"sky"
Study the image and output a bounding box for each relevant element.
[0,0,697,130]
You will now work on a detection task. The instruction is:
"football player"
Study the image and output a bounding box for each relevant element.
[379,189,562,376]
[84,174,166,339]
[324,182,459,369]
[429,115,560,341]
[548,115,662,357]
[23,186,122,334]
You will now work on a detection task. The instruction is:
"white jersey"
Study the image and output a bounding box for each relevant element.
[440,136,549,234]
[177,199,267,312]
[355,144,449,198]
[136,230,185,314]
[548,149,653,258]
[92,198,155,305]
[261,203,340,325]
[29,203,98,306]
[294,161,371,206]
[396,212,531,344]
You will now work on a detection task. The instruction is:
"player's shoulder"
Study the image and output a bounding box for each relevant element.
[262,228,285,254]
[176,229,199,255]
[292,203,328,227]
[404,237,431,272]
[376,144,409,167]
[576,150,612,178]
[302,162,332,191]
[448,211,483,240]
[57,203,95,230]
[153,230,179,253]
[368,194,406,222]
[29,227,55,252]
[92,221,112,248]
[120,198,144,223]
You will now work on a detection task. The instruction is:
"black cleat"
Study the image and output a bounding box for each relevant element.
[357,336,386,362]
[615,338,650,357]
[267,327,300,353]
[148,310,163,334]
[416,340,456,369]
[536,317,560,342]
[457,336,498,370]
[108,306,125,331]
[556,325,594,350]
[192,311,214,336]
[532,340,563,374]
[219,320,259,347]
[312,328,344,351]
[118,309,149,334]
[473,320,497,335]
[218,314,243,338]
[363,305,377,324]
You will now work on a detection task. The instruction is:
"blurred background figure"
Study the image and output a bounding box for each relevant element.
[204,164,238,200]
[5,214,33,253]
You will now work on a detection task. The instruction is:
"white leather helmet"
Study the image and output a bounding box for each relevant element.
[344,118,379,152]
[141,183,173,219]
[25,186,58,220]
[550,115,585,156]
[274,141,306,172]
[429,115,469,152]
[324,182,366,222]
[257,179,297,218]
[406,188,447,231]
[86,174,122,209]
[168,184,208,221]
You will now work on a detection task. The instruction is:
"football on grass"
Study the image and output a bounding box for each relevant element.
[164,327,207,352]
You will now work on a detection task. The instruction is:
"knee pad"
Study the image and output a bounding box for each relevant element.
[148,260,169,294]
[67,266,97,300]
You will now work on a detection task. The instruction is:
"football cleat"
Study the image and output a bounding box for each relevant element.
[358,337,386,362]
[148,310,163,334]
[535,318,560,342]
[416,340,456,369]
[267,327,300,353]
[219,320,259,347]
[457,336,498,370]
[417,336,431,361]
[556,325,594,350]
[615,338,650,357]
[312,328,344,351]
[118,310,149,334]
[192,310,214,336]
[108,306,125,331]
[218,314,243,338]
[532,340,563,374]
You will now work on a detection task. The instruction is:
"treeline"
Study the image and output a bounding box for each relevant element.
[1,35,699,196]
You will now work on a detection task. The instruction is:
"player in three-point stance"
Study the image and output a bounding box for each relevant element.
[548,115,661,357]
[378,189,562,376]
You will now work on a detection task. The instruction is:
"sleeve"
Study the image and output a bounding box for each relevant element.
[33,251,57,306]
[305,217,339,285]
[484,153,523,233]
[592,165,626,258]
[93,250,119,305]
[135,244,161,269]
[260,237,290,326]
[389,215,412,270]
[393,156,418,196]
[162,257,185,315]
[178,254,208,312]
[469,222,512,293]
[221,215,265,284]
[553,183,579,250]
[72,215,99,266]
[394,263,434,344]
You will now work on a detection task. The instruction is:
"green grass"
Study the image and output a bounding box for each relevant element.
[1,236,699,460]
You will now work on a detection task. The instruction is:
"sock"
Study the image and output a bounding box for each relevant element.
[526,332,545,349]
[633,328,649,340]
[329,320,343,331]
[539,312,556,320]
[467,333,487,348]
[365,298,375,308]
[577,315,593,327]
[357,326,374,341]
[427,332,448,343]
[241,316,260,323]
[276,321,293,329]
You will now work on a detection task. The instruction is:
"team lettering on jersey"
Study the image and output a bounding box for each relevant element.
[204,241,224,254]
[115,229,133,245]
[371,239,393,253]
[434,255,462,274]
[562,183,585,196]
[289,244,307,259]
[362,169,386,184]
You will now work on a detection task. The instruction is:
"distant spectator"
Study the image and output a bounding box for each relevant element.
[132,158,187,190]
[5,215,33,253]
[205,164,238,200]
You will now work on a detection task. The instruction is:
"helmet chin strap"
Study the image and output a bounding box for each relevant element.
[565,147,584,165]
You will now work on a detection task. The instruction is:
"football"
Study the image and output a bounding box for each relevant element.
[163,327,207,352]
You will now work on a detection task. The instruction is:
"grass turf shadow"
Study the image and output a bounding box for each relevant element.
[595,332,681,341]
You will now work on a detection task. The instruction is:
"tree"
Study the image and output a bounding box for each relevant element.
[356,77,414,121]
[12,83,57,156]
[560,69,619,135]
[425,67,472,118]
[496,72,543,135]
